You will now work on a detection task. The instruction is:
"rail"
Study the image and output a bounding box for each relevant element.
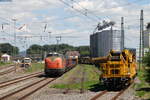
[0,71,43,88]
[90,83,133,100]
[0,78,57,100]
[0,67,15,76]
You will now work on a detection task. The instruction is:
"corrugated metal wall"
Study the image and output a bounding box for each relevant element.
[90,33,98,57]
[90,27,122,57]
[144,30,150,48]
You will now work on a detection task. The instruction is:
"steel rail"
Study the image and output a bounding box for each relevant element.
[19,78,56,100]
[90,90,107,100]
[0,71,43,88]
[0,78,56,100]
[111,90,125,100]
[0,67,15,76]
[0,65,14,70]
[111,82,134,100]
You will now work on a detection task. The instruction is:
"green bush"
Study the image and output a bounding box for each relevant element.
[143,51,150,66]
[0,61,12,66]
[143,50,150,82]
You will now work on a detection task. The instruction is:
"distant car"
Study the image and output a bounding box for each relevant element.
[21,58,32,68]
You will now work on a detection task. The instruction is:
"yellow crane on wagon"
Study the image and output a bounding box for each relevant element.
[92,49,137,88]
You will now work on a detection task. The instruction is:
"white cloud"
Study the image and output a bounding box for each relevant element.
[0,0,150,50]
[73,0,94,10]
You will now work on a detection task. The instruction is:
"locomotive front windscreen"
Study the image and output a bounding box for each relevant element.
[47,53,59,57]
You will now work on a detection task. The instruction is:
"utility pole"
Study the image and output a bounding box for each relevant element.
[24,37,28,57]
[139,10,144,71]
[121,17,124,50]
[141,10,144,58]
[48,32,51,45]
[12,19,17,58]
[56,36,61,52]
[56,36,61,45]
[12,18,17,72]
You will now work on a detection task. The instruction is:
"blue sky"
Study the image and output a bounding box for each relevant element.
[0,0,150,51]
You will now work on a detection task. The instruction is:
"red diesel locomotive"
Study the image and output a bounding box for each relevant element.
[44,52,77,76]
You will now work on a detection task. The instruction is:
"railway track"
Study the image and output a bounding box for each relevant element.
[0,71,43,88]
[90,90,107,100]
[0,78,57,100]
[90,90,125,100]
[0,64,14,70]
[90,84,133,100]
[0,66,15,76]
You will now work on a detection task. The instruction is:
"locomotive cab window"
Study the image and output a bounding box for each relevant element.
[47,54,53,57]
[47,53,60,57]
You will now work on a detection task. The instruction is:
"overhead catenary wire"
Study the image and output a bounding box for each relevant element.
[2,0,146,50]
[70,0,101,20]
[0,0,99,41]
[0,17,12,23]
[109,0,141,9]
[94,0,147,10]
[59,0,99,22]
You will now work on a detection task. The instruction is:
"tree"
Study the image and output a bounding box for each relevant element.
[143,51,150,66]
[27,44,90,57]
[75,46,90,56]
[26,44,43,61]
[146,22,150,29]
[0,43,19,56]
[42,44,75,54]
[143,50,150,82]
[27,44,43,55]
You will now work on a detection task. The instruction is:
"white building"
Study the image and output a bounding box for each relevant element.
[1,53,11,62]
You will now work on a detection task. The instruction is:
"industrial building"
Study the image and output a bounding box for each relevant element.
[144,29,150,48]
[144,29,150,53]
[90,27,123,57]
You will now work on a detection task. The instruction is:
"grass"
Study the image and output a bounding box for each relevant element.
[0,61,12,67]
[134,67,150,99]
[50,64,100,90]
[25,63,44,73]
[51,81,99,90]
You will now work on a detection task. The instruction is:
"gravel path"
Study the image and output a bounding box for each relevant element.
[26,86,141,100]
[27,87,98,100]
